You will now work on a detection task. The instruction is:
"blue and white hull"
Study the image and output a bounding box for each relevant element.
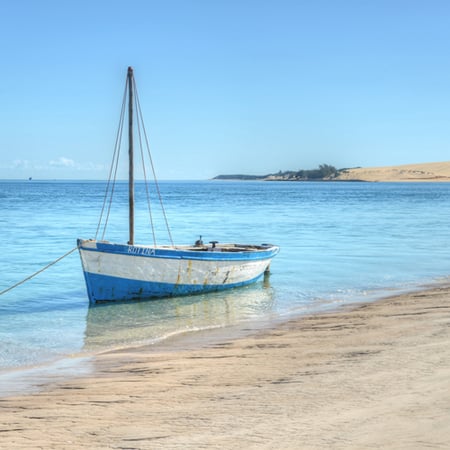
[77,239,279,303]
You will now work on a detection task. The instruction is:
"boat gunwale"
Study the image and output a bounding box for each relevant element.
[77,239,279,261]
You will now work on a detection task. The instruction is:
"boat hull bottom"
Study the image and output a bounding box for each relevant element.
[83,271,265,303]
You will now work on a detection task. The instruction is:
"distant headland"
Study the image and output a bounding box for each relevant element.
[214,161,450,182]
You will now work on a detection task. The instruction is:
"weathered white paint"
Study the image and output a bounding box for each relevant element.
[79,247,271,287]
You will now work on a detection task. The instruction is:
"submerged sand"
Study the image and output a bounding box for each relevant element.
[336,161,450,182]
[1,286,450,449]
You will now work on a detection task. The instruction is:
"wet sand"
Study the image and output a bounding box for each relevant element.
[1,286,450,449]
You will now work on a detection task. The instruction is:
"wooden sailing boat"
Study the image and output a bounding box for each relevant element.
[77,67,279,304]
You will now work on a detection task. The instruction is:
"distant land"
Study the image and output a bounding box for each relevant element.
[214,161,450,182]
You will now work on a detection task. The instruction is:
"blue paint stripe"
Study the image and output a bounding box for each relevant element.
[81,241,279,262]
[83,271,265,303]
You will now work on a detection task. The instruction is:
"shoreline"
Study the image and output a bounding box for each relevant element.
[1,285,450,448]
[0,282,432,398]
[214,161,450,182]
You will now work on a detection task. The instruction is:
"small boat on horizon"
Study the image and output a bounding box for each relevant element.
[77,67,279,304]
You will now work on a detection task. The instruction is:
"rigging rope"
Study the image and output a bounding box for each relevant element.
[95,70,174,247]
[0,247,78,297]
[134,80,174,247]
[97,78,128,241]
[135,90,158,247]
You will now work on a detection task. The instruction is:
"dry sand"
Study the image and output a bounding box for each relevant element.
[1,287,450,449]
[336,161,450,182]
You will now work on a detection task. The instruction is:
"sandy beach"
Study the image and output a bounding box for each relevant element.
[1,286,450,449]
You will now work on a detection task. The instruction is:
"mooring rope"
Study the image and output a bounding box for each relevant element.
[0,246,78,297]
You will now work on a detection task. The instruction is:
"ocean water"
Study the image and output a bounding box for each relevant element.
[1,180,450,388]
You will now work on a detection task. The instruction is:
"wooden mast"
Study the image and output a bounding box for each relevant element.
[127,66,134,245]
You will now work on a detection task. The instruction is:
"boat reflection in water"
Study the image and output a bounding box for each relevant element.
[83,278,274,352]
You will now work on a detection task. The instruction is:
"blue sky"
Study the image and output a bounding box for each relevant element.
[1,0,449,180]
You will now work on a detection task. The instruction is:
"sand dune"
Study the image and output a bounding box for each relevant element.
[336,161,450,182]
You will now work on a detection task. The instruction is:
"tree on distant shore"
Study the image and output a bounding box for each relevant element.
[295,164,338,180]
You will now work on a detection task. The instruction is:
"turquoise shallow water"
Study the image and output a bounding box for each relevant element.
[1,180,450,378]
